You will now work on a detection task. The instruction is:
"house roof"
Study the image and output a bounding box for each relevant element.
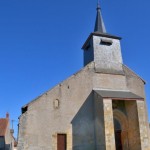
[0,118,8,136]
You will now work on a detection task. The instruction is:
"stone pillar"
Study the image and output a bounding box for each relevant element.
[67,125,72,150]
[125,100,141,150]
[137,101,150,150]
[103,99,116,150]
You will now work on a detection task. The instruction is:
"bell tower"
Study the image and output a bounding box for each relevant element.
[82,2,124,75]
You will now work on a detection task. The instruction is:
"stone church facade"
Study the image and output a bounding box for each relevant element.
[17,3,150,150]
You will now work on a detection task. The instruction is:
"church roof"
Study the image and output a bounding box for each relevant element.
[0,118,8,136]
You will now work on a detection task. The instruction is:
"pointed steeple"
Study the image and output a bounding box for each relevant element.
[94,1,106,33]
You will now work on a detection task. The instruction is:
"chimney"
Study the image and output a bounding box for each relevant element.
[6,112,9,119]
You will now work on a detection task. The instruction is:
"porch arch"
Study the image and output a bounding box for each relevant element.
[113,109,129,150]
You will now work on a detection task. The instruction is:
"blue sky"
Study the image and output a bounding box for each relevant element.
[0,0,150,137]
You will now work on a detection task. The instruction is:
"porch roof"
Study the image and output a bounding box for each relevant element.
[94,89,144,100]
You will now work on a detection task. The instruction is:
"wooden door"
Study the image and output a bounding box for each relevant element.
[57,134,67,150]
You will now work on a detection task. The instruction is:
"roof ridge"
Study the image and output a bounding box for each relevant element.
[123,64,146,84]
[21,62,95,109]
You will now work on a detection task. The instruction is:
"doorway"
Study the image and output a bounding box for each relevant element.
[114,118,123,150]
[113,109,129,150]
[57,134,67,150]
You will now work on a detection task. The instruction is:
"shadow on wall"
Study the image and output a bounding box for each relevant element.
[0,144,11,150]
[71,92,96,150]
[5,144,12,150]
[71,91,106,150]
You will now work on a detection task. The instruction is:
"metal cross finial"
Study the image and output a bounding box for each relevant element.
[97,0,101,10]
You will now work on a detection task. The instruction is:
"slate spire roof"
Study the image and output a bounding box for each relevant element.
[94,1,106,33]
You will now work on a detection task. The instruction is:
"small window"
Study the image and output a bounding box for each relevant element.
[54,99,59,109]
[100,39,112,46]
[57,134,67,150]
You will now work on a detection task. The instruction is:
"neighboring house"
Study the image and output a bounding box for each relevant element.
[17,2,150,150]
[0,113,16,150]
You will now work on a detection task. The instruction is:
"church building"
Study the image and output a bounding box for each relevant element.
[17,2,150,150]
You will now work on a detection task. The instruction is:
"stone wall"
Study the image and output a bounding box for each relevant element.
[18,63,94,150]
